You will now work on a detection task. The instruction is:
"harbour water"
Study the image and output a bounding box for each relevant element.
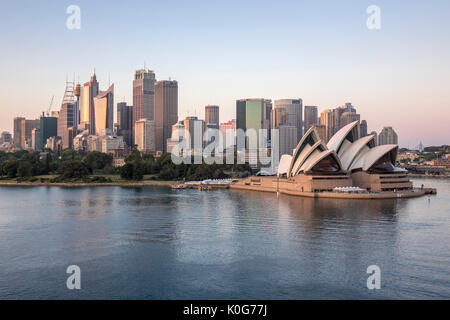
[0,178,449,299]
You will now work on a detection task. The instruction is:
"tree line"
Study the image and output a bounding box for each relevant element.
[0,149,252,182]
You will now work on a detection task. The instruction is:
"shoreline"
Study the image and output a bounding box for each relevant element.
[0,180,177,188]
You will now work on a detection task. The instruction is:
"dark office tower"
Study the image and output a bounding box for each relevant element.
[304,106,318,131]
[58,102,76,149]
[205,105,219,129]
[80,73,99,134]
[236,100,247,132]
[274,99,302,142]
[117,102,133,148]
[59,79,77,149]
[133,69,156,145]
[13,117,25,147]
[154,80,178,153]
[265,100,273,140]
[360,120,368,137]
[40,115,57,150]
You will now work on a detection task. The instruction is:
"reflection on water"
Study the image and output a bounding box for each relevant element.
[0,178,449,299]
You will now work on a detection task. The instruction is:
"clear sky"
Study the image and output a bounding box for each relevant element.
[0,0,449,148]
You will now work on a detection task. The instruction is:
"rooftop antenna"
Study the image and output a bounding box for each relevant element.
[144,61,146,70]
[108,73,111,86]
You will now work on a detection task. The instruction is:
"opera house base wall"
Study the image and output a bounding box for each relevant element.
[232,174,352,193]
[351,171,413,192]
[230,174,425,199]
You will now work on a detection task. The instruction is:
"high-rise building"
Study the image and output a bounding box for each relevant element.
[304,106,318,132]
[13,117,25,147]
[93,84,114,135]
[205,105,219,129]
[333,102,357,133]
[117,102,133,148]
[21,118,40,149]
[39,115,57,150]
[167,121,185,155]
[220,119,236,149]
[314,124,327,142]
[135,118,156,153]
[183,116,205,151]
[340,111,360,128]
[0,131,12,144]
[360,120,368,137]
[58,102,76,149]
[319,109,335,142]
[80,73,99,134]
[265,99,273,140]
[278,125,298,157]
[133,69,156,145]
[274,99,302,142]
[154,80,178,153]
[236,99,271,148]
[31,128,40,150]
[370,131,378,146]
[378,126,398,145]
[271,107,287,129]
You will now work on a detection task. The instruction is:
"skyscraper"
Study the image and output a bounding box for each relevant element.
[133,69,156,145]
[360,120,368,137]
[39,115,57,150]
[304,106,318,132]
[58,102,76,149]
[21,118,40,149]
[205,105,219,129]
[314,124,327,142]
[13,117,24,147]
[183,116,205,151]
[31,128,40,150]
[93,84,114,135]
[135,118,155,153]
[235,98,271,147]
[333,102,356,133]
[220,119,236,149]
[80,73,99,134]
[340,111,360,128]
[319,109,335,142]
[274,99,302,143]
[0,132,12,144]
[154,80,178,153]
[117,102,133,148]
[278,125,298,157]
[378,126,398,145]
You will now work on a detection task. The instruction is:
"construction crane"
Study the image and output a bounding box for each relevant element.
[46,95,54,116]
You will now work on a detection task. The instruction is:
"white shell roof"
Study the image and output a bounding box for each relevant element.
[288,126,321,176]
[301,149,343,173]
[339,134,376,171]
[291,140,327,176]
[349,144,398,171]
[327,120,359,152]
[277,154,292,176]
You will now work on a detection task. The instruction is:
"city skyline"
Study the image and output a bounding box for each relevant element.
[1,1,449,147]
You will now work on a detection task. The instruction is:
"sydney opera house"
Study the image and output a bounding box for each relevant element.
[232,121,425,199]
